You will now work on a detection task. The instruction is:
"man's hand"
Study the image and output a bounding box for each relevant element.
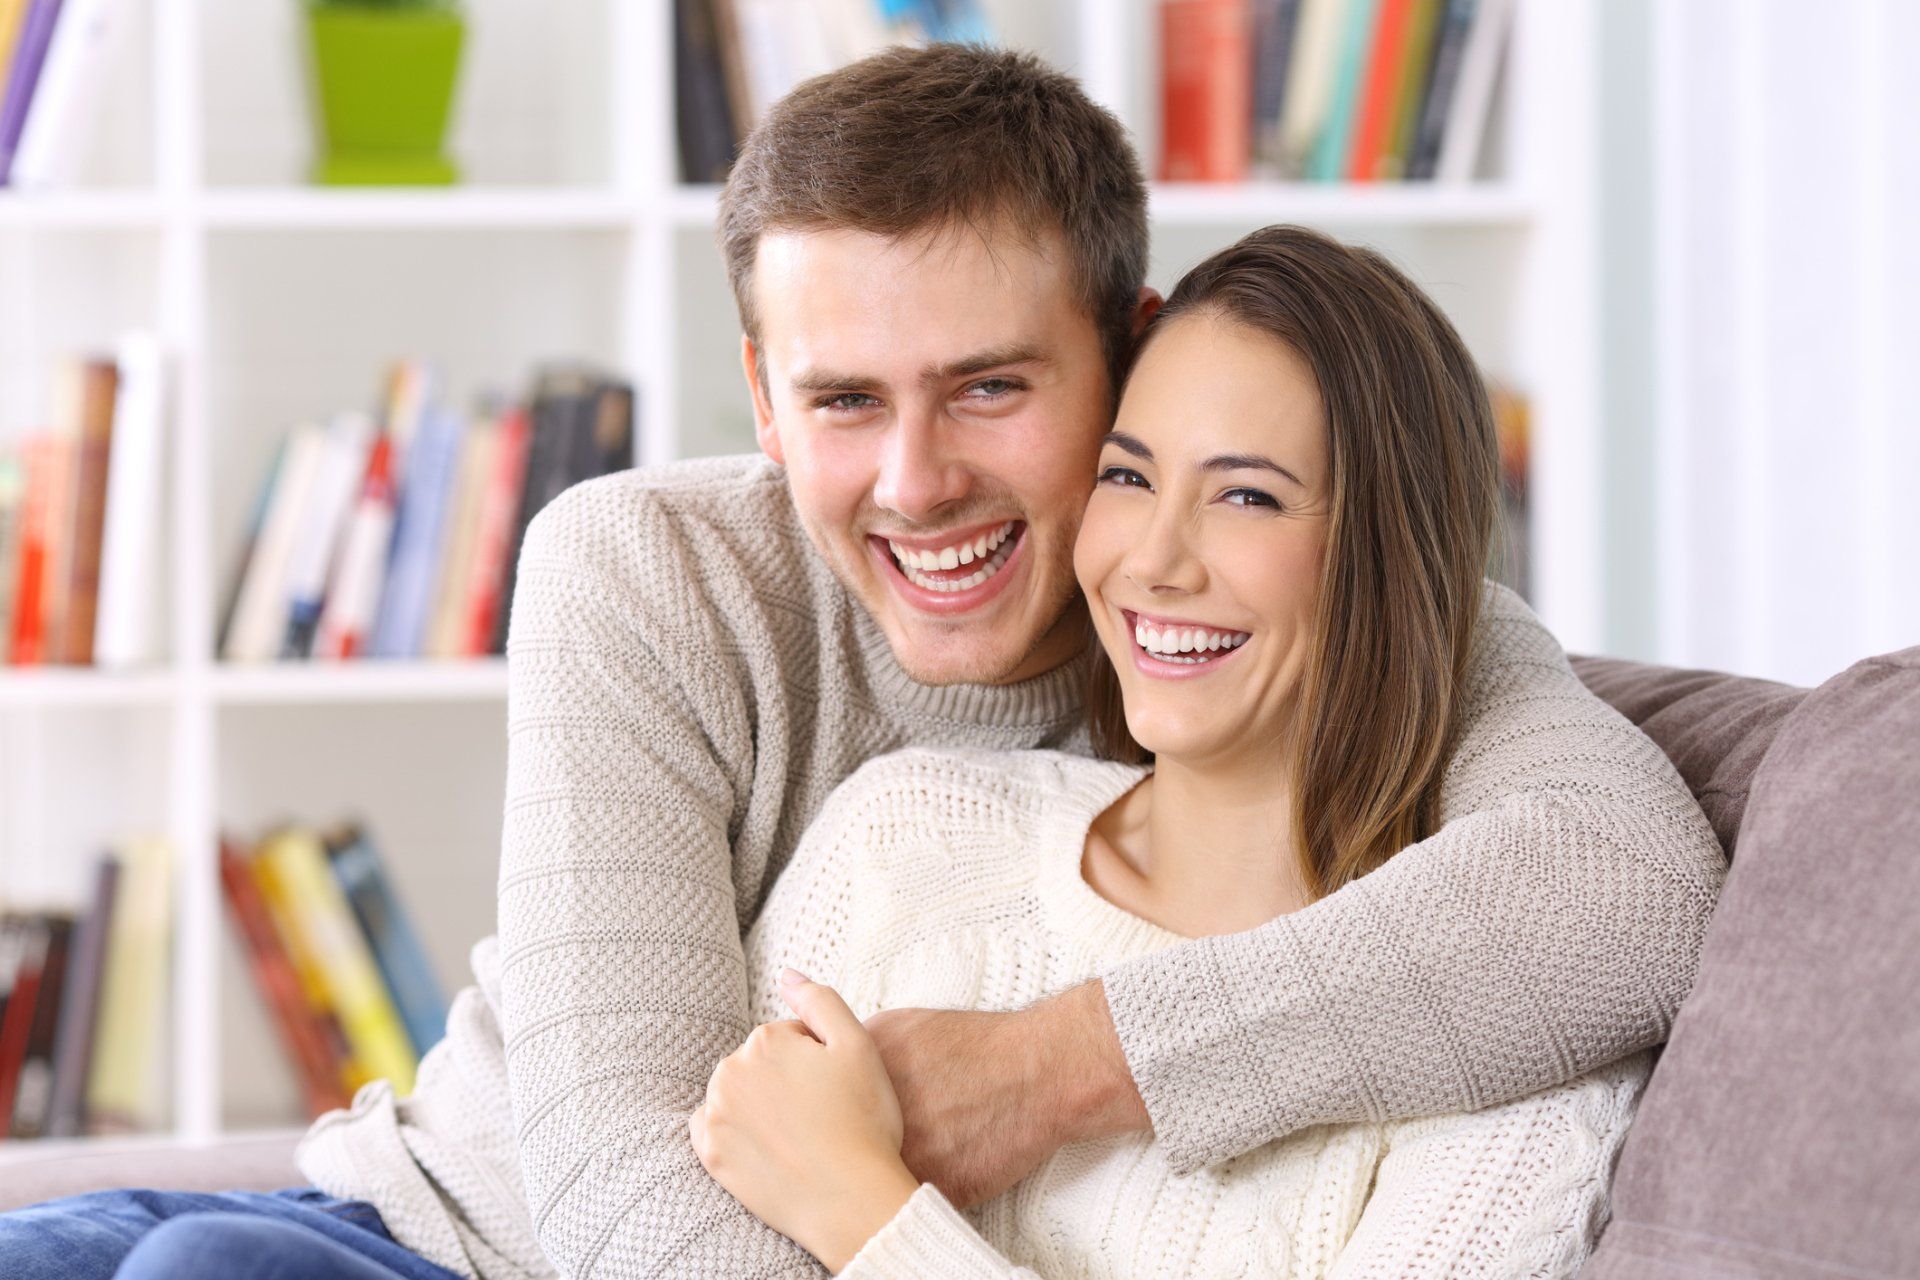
[864,979,1152,1207]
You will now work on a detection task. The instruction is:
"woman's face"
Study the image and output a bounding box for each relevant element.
[1073,310,1331,768]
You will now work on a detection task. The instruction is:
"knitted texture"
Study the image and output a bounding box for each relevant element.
[294,456,1725,1280]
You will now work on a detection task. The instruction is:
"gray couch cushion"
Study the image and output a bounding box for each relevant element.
[1584,647,1920,1279]
[0,1129,303,1213]
[1571,654,1805,859]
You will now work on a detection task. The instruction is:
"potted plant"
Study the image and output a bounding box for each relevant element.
[304,0,467,185]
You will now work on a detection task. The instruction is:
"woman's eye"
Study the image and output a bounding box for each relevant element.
[1096,465,1150,489]
[1223,487,1281,510]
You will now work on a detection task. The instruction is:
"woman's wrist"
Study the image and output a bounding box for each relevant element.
[802,1158,923,1275]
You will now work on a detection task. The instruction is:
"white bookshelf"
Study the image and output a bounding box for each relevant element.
[0,0,1599,1142]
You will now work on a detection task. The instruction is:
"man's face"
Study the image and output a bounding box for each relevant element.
[745,221,1117,686]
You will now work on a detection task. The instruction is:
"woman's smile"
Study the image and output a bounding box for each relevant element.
[1121,608,1253,677]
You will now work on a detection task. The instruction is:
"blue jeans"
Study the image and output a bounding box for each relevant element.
[0,1185,468,1280]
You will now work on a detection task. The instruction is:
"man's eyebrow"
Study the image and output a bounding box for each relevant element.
[1100,433,1307,489]
[788,344,1049,396]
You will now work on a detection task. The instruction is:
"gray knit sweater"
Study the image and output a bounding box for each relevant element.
[295,455,1726,1280]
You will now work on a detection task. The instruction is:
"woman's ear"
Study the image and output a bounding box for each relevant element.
[1131,287,1165,338]
[742,334,785,465]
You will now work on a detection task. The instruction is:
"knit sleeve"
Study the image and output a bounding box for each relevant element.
[841,1185,1043,1280]
[1100,582,1727,1175]
[496,484,823,1280]
[1326,1054,1650,1278]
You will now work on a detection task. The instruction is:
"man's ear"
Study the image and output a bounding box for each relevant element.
[1130,286,1165,339]
[742,334,784,465]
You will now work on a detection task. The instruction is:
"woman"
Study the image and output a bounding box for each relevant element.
[689,225,1672,1277]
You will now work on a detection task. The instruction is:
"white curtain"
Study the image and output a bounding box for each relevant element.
[1651,0,1919,687]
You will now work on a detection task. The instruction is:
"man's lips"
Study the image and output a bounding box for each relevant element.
[868,521,1028,613]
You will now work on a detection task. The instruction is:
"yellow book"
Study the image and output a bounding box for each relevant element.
[0,0,29,106]
[257,827,418,1094]
[85,837,173,1133]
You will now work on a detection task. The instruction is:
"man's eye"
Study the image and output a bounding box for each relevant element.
[969,378,1018,397]
[1223,487,1281,510]
[1096,465,1149,489]
[818,393,878,412]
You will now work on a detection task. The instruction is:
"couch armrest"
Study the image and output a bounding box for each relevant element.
[0,1128,304,1213]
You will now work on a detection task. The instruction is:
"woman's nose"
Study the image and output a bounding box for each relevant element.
[1123,508,1207,595]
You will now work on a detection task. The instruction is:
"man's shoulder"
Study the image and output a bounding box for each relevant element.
[526,453,798,555]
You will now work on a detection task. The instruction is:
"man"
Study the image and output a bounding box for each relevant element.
[0,44,1721,1280]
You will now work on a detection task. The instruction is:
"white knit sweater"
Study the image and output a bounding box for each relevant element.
[746,748,1650,1280]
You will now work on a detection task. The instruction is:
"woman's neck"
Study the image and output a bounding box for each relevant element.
[1086,749,1311,938]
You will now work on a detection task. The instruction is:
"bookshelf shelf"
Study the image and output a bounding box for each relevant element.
[0,0,1601,1145]
[208,660,510,705]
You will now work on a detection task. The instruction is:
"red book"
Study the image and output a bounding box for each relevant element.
[7,435,57,665]
[219,836,353,1118]
[1345,0,1415,181]
[1159,0,1252,183]
[462,404,532,656]
[0,921,47,1132]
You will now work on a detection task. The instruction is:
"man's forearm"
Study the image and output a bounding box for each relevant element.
[1030,980,1151,1145]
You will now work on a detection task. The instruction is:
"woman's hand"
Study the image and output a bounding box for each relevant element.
[691,969,922,1273]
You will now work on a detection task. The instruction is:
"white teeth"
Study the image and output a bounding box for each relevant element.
[894,523,1019,593]
[938,546,960,570]
[957,545,975,566]
[1132,619,1251,660]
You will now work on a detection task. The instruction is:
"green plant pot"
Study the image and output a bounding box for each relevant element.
[305,4,466,186]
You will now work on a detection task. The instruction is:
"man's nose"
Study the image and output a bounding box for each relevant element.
[873,409,968,523]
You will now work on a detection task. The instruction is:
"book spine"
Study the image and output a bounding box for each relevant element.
[0,0,34,108]
[371,406,463,659]
[462,404,530,657]
[57,357,118,665]
[282,412,374,660]
[224,422,326,663]
[1344,0,1414,181]
[1380,0,1445,181]
[1433,0,1512,183]
[7,435,54,664]
[311,434,397,662]
[92,333,165,669]
[326,827,448,1059]
[84,836,171,1133]
[1405,0,1475,180]
[220,837,352,1117]
[1159,0,1253,183]
[0,0,60,183]
[9,0,120,190]
[425,414,496,659]
[674,0,738,183]
[486,377,573,655]
[248,837,356,1094]
[261,829,417,1094]
[1307,0,1379,181]
[36,367,81,663]
[1249,0,1301,177]
[46,854,117,1137]
[0,918,45,1127]
[9,914,71,1137]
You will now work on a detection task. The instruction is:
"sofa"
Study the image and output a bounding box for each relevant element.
[2,648,1915,1277]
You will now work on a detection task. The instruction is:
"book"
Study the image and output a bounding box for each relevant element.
[93,332,166,669]
[219,836,352,1118]
[9,0,126,190]
[674,0,738,183]
[1344,0,1414,181]
[0,916,41,1131]
[0,0,60,185]
[7,434,57,664]
[425,409,496,658]
[1277,0,1343,178]
[256,828,417,1094]
[1160,0,1252,183]
[1404,0,1474,180]
[84,835,172,1134]
[325,825,448,1058]
[215,434,284,663]
[312,434,397,661]
[371,404,464,659]
[460,403,530,656]
[1380,0,1444,180]
[0,0,31,113]
[1249,0,1301,177]
[223,421,326,663]
[46,853,117,1137]
[1306,0,1377,181]
[282,411,374,659]
[36,364,82,665]
[9,913,71,1137]
[54,356,118,665]
[487,368,603,655]
[0,445,22,650]
[1433,0,1512,183]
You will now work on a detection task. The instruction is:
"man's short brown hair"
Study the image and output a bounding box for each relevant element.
[717,44,1149,382]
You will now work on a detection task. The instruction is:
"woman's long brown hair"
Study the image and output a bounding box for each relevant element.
[1087,225,1501,899]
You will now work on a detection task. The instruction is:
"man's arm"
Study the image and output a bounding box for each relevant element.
[496,484,822,1279]
[876,586,1725,1194]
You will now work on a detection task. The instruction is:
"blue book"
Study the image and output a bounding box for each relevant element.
[370,405,463,658]
[326,826,448,1059]
[1307,0,1379,181]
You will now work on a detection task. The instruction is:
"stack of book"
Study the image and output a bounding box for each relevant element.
[0,0,127,188]
[1,335,167,669]
[221,823,446,1117]
[1491,379,1529,599]
[1160,0,1515,183]
[218,362,634,664]
[0,837,173,1140]
[676,0,992,182]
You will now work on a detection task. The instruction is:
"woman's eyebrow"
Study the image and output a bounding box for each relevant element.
[1201,453,1307,489]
